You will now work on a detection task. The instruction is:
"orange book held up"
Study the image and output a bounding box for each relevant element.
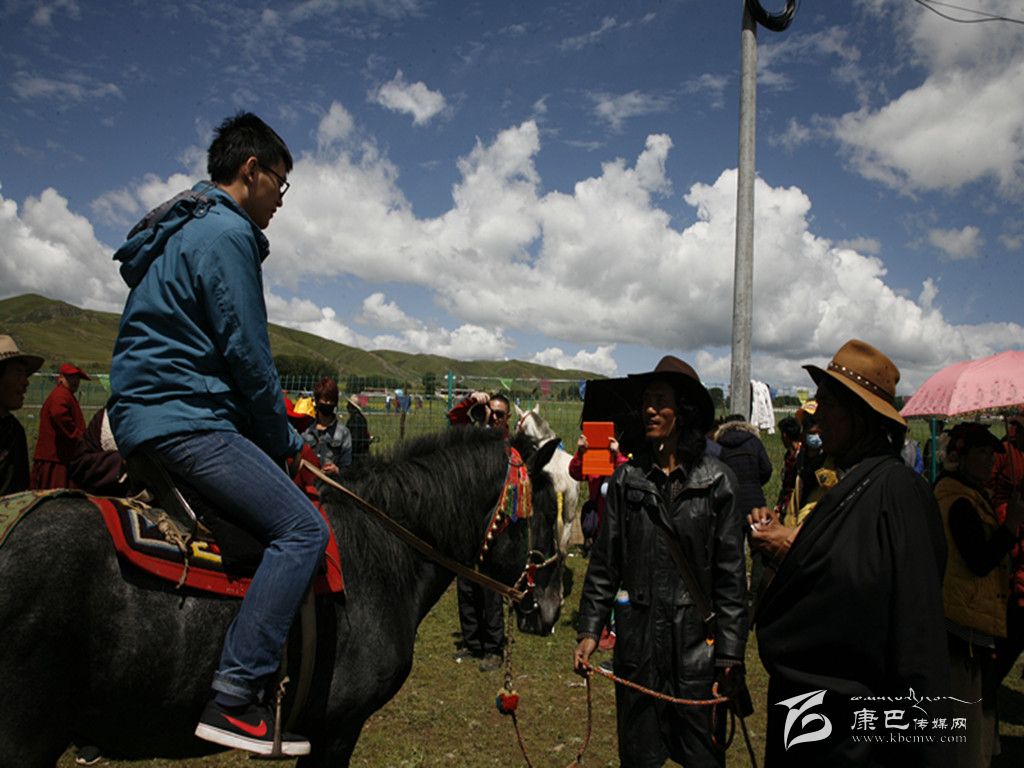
[581,421,616,477]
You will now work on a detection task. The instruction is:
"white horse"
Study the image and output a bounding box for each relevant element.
[514,403,581,554]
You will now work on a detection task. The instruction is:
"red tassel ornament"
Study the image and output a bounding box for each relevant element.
[495,689,520,715]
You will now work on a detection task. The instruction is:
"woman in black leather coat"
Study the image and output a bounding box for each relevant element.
[574,356,747,768]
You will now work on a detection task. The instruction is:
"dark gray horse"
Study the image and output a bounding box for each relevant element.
[0,428,563,767]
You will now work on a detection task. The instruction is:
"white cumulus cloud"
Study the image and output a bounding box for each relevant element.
[531,346,618,376]
[357,292,413,331]
[370,70,446,125]
[11,71,122,102]
[832,2,1024,195]
[265,293,371,348]
[590,91,673,132]
[929,225,984,262]
[0,187,123,311]
[316,102,355,149]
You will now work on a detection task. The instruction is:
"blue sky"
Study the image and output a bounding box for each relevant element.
[2,0,1022,391]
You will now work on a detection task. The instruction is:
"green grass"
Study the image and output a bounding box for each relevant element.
[56,549,1024,767]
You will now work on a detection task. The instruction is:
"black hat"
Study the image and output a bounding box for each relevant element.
[948,422,1005,456]
[627,355,715,433]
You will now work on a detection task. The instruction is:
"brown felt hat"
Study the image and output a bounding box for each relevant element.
[0,335,44,374]
[804,339,907,428]
[628,355,715,432]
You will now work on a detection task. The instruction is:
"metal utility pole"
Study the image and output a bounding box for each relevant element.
[728,0,796,420]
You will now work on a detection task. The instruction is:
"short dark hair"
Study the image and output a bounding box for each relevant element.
[313,377,339,404]
[489,393,511,410]
[207,112,293,184]
[778,416,801,440]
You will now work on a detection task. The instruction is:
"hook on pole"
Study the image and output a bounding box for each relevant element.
[745,0,798,32]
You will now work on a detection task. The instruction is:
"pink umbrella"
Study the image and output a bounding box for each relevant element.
[901,350,1024,418]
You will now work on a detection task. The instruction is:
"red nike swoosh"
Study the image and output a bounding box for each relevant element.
[222,713,268,738]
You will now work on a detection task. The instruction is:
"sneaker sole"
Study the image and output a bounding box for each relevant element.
[195,723,311,756]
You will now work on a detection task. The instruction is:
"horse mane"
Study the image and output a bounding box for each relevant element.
[318,427,509,592]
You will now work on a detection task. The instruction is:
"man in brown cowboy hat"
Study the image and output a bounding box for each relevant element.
[755,340,950,767]
[574,355,747,768]
[0,335,45,494]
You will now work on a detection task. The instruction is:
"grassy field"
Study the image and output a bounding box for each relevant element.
[55,550,1024,767]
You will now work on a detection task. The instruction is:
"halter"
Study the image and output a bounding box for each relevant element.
[476,447,560,612]
[301,450,559,606]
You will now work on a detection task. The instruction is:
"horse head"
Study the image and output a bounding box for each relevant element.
[348,427,564,636]
[503,434,564,635]
[513,403,557,447]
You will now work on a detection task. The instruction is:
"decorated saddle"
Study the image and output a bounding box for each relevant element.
[0,489,344,599]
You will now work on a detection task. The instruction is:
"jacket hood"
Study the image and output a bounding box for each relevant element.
[713,420,760,444]
[113,183,268,287]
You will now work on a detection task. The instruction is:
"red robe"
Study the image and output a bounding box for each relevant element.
[31,383,86,490]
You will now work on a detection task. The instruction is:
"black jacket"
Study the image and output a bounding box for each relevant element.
[577,452,747,766]
[757,456,951,767]
[714,421,772,515]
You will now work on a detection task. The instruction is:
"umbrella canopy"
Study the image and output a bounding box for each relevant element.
[900,350,1024,418]
[579,377,646,456]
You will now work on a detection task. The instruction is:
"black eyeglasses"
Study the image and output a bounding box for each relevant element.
[260,164,290,196]
[490,410,509,420]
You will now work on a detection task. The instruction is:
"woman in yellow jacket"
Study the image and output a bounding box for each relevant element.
[936,422,1024,768]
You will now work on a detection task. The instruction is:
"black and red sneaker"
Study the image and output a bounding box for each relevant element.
[194,699,310,756]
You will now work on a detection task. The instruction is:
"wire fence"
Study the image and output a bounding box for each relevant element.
[19,372,588,459]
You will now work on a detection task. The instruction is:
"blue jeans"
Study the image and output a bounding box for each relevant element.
[147,430,329,701]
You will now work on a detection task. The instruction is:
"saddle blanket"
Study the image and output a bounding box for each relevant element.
[0,490,344,598]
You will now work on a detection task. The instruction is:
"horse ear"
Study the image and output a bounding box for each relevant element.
[528,436,561,475]
[532,402,540,414]
[515,404,525,419]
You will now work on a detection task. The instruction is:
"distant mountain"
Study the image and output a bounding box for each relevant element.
[0,294,599,382]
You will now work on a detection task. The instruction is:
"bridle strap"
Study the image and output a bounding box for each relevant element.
[300,459,527,603]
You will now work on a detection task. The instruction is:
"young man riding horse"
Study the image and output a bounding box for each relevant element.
[108,112,327,757]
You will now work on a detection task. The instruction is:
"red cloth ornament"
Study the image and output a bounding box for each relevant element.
[495,689,519,715]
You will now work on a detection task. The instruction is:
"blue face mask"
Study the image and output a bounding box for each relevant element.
[805,433,823,449]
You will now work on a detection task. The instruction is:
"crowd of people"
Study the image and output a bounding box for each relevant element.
[567,340,1024,768]
[7,331,1024,767]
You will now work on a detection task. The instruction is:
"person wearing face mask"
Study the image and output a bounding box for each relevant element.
[784,413,837,527]
[301,377,352,475]
[747,411,839,574]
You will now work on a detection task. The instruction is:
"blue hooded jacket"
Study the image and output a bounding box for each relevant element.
[108,182,302,460]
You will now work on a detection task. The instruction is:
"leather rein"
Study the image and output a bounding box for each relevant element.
[300,458,557,605]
